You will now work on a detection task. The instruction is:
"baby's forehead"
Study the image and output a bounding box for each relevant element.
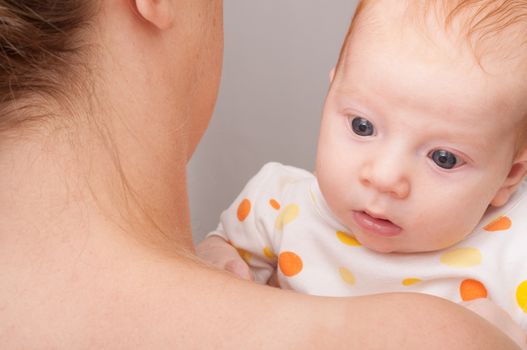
[348,0,527,71]
[337,0,527,113]
[335,0,527,152]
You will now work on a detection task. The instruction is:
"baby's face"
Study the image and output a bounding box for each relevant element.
[315,5,527,253]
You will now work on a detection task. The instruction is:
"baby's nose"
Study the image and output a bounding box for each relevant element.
[359,151,411,199]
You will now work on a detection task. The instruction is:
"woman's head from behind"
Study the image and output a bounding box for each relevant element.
[0,0,98,134]
[0,0,223,148]
[0,0,224,245]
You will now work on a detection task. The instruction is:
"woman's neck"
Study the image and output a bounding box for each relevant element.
[0,2,211,260]
[0,114,195,261]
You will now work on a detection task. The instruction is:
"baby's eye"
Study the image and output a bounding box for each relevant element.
[429,149,460,169]
[350,116,374,136]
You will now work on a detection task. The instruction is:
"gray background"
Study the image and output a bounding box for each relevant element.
[189,1,359,243]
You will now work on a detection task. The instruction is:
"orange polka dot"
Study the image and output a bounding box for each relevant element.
[484,216,512,231]
[460,279,487,301]
[278,251,303,277]
[269,199,281,210]
[237,198,251,222]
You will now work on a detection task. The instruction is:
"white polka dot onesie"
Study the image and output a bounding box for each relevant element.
[208,162,527,329]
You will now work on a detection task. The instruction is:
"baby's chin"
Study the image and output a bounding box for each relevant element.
[357,236,459,254]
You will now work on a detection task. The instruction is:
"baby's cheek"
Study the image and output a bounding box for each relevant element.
[410,206,472,250]
[319,175,350,209]
[436,213,481,249]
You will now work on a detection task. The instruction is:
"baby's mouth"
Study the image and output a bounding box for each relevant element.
[352,210,403,237]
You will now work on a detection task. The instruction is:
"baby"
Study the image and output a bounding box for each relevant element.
[198,0,527,340]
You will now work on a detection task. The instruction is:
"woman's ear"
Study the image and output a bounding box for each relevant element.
[134,0,175,30]
[491,147,527,207]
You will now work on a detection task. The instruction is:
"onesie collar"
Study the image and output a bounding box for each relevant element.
[308,177,350,233]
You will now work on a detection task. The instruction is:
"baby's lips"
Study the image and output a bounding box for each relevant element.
[363,209,399,226]
[353,210,403,237]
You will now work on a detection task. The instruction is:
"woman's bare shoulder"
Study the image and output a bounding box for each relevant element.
[101,256,518,350]
[1,249,519,349]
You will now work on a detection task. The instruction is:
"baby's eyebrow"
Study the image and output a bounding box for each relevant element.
[345,78,507,121]
[333,85,502,148]
[331,88,379,114]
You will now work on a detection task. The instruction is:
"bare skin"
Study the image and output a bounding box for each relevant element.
[0,0,520,348]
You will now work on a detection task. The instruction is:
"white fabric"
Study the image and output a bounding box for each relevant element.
[209,162,527,329]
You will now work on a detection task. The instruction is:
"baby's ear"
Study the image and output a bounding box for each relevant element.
[491,147,527,207]
[134,0,175,30]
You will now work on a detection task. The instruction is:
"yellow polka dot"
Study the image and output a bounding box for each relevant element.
[309,189,318,206]
[278,251,303,277]
[516,281,527,313]
[275,204,300,230]
[336,231,362,246]
[269,199,281,210]
[439,248,482,268]
[484,215,512,232]
[236,248,252,264]
[402,278,422,286]
[237,199,251,222]
[460,279,487,301]
[339,267,355,285]
[263,247,276,260]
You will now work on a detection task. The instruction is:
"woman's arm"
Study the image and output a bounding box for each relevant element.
[2,243,518,349]
[196,237,525,348]
[131,258,520,349]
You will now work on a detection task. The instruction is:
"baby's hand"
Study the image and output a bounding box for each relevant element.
[462,298,526,349]
[195,235,254,281]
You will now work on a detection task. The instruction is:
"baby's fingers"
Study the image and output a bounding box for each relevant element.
[225,259,254,281]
